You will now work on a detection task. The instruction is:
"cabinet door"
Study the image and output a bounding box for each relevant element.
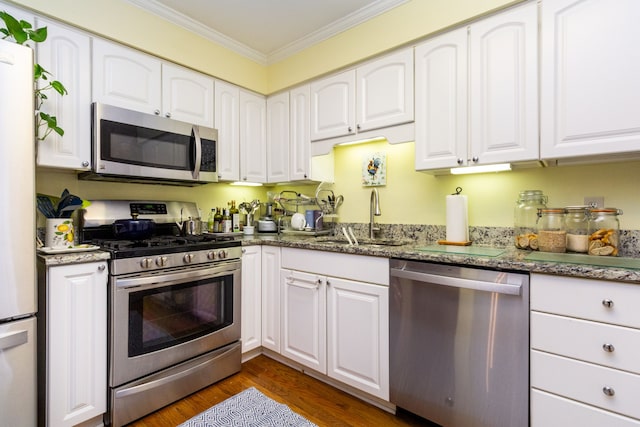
[357,48,414,132]
[239,89,267,183]
[541,0,640,160]
[326,277,389,399]
[214,80,240,181]
[48,261,107,427]
[469,1,538,165]
[162,63,214,128]
[92,38,161,115]
[35,18,91,170]
[281,269,326,373]
[310,70,356,141]
[241,246,262,354]
[261,246,281,352]
[266,92,290,183]
[289,85,311,181]
[414,27,468,170]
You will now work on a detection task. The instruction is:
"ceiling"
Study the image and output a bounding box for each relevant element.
[125,0,408,65]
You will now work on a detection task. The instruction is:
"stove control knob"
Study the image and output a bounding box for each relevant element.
[183,253,195,264]
[156,256,168,267]
[218,250,227,259]
[140,258,153,269]
[207,251,216,260]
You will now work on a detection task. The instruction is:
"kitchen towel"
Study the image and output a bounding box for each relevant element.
[446,194,469,243]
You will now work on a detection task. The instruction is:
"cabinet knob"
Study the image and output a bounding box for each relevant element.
[326,280,330,286]
[356,124,361,130]
[602,386,615,397]
[602,299,614,308]
[348,126,353,133]
[154,109,160,115]
[472,156,479,163]
[81,160,90,167]
[457,158,464,165]
[165,112,171,118]
[98,264,106,272]
[602,343,615,352]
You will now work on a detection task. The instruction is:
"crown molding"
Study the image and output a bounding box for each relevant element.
[125,0,408,66]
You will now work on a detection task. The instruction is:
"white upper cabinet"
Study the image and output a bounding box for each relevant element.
[266,91,290,183]
[540,0,640,161]
[310,48,414,148]
[356,48,414,132]
[92,38,162,114]
[310,70,356,141]
[214,79,240,181]
[239,89,267,183]
[35,17,92,170]
[93,39,214,127]
[414,27,468,170]
[162,62,214,128]
[415,2,538,171]
[289,85,312,181]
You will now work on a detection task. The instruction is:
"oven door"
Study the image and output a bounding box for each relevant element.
[110,260,240,387]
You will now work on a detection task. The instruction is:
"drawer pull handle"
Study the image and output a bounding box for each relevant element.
[602,386,615,397]
[602,343,615,352]
[602,299,614,308]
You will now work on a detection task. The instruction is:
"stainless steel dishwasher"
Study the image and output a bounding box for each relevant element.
[389,259,529,427]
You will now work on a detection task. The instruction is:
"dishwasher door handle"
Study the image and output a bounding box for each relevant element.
[390,268,522,296]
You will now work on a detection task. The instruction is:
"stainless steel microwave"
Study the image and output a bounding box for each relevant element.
[81,103,218,186]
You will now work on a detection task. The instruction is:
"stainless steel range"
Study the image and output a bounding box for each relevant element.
[80,200,242,427]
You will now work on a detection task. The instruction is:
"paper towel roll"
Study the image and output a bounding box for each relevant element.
[446,194,469,242]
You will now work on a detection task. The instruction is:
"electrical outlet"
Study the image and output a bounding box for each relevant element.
[584,196,604,208]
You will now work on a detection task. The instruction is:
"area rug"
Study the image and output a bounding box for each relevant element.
[178,387,318,426]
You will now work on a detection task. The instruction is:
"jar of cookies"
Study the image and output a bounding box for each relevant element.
[514,190,547,250]
[588,208,622,256]
[537,208,567,253]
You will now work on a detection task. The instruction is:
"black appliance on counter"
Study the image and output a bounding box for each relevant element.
[80,200,242,427]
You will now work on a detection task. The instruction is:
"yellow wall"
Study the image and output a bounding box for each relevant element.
[9,0,267,92]
[267,0,522,92]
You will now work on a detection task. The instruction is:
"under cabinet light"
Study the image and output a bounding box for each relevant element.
[230,181,263,187]
[450,163,512,175]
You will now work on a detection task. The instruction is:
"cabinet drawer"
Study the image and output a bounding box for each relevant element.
[531,350,640,420]
[281,247,388,285]
[531,312,640,374]
[531,389,640,427]
[531,274,640,328]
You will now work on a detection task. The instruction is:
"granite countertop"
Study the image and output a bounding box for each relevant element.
[37,249,111,266]
[241,234,640,284]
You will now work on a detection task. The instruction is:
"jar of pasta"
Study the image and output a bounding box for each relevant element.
[537,208,567,253]
[588,208,623,256]
[564,206,590,253]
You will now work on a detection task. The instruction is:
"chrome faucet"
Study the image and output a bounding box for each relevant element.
[369,188,381,239]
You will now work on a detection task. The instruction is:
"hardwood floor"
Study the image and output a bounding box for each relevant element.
[128,354,435,426]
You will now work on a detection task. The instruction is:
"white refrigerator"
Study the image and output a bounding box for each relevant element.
[0,39,38,427]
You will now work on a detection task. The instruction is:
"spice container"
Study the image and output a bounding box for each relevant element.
[588,208,623,256]
[514,190,547,250]
[537,208,567,253]
[564,206,590,253]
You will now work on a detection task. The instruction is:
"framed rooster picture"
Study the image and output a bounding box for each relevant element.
[362,152,386,186]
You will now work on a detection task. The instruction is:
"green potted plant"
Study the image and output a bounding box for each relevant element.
[1,10,67,140]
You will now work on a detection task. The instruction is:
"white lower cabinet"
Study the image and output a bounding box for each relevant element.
[261,245,281,353]
[280,248,389,400]
[530,273,640,426]
[241,246,262,354]
[41,260,108,427]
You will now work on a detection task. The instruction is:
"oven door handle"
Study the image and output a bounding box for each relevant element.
[116,263,239,289]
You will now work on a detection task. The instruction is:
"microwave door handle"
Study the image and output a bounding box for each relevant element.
[192,125,202,180]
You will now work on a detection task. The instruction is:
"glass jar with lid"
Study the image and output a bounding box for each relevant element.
[588,208,623,256]
[514,190,547,250]
[537,208,567,253]
[564,206,590,253]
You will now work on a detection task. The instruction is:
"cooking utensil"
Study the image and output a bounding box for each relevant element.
[113,213,156,240]
[36,195,57,218]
